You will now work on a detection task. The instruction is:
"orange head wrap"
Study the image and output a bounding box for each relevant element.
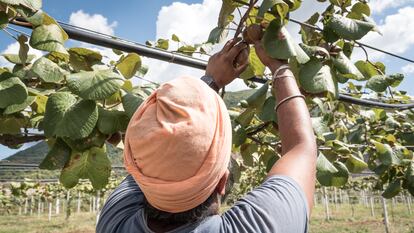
[124,76,232,213]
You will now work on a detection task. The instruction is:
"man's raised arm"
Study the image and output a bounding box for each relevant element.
[254,42,318,213]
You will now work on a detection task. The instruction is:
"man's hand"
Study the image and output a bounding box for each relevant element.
[206,38,249,88]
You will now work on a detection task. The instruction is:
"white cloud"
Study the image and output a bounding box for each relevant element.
[0,41,43,68]
[69,10,118,35]
[402,63,414,74]
[352,6,414,60]
[369,0,414,14]
[143,0,246,91]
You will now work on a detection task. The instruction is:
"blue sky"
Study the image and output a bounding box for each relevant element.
[1,0,414,159]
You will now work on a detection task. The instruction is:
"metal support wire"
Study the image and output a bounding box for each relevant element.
[9,18,414,110]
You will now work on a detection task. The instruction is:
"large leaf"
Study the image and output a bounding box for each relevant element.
[298,59,336,96]
[372,141,401,166]
[345,152,368,173]
[332,52,364,80]
[0,0,42,10]
[258,0,288,19]
[354,60,379,80]
[207,26,229,44]
[382,179,402,198]
[26,11,69,41]
[0,76,28,108]
[3,95,35,114]
[60,146,111,189]
[263,20,310,63]
[245,83,268,108]
[258,96,277,122]
[366,75,388,92]
[0,116,26,134]
[63,129,107,152]
[68,47,102,72]
[2,54,36,64]
[67,69,123,100]
[43,92,98,139]
[116,53,141,79]
[122,92,146,118]
[39,138,71,170]
[327,14,375,40]
[240,143,258,166]
[240,47,266,79]
[29,24,68,54]
[97,108,129,135]
[31,57,68,83]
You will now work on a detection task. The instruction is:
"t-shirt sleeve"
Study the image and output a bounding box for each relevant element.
[96,175,144,233]
[221,175,309,233]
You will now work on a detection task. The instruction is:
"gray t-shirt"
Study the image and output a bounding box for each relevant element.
[96,175,309,233]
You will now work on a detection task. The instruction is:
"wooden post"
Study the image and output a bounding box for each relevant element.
[41,202,44,214]
[48,201,52,221]
[381,197,391,233]
[37,196,41,217]
[96,191,101,211]
[30,196,34,215]
[65,190,71,220]
[56,198,60,215]
[406,192,412,215]
[89,196,92,213]
[370,196,375,217]
[334,187,338,210]
[323,187,330,221]
[24,198,29,215]
[77,191,81,214]
[92,196,96,213]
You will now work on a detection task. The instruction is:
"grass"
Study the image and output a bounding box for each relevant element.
[0,203,413,233]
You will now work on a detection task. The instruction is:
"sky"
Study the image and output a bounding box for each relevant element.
[0,0,414,159]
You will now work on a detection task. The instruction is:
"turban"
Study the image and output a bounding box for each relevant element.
[124,76,232,213]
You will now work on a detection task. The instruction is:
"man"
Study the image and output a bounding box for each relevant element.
[96,37,317,233]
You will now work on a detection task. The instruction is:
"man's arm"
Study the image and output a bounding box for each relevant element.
[254,42,317,212]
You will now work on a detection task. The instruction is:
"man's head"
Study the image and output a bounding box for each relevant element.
[124,76,233,215]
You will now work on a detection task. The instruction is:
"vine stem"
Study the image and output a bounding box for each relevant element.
[233,0,258,39]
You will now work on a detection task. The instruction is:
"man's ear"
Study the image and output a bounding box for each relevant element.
[216,169,229,196]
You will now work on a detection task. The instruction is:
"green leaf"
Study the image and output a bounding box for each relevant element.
[43,92,98,139]
[298,58,336,96]
[39,138,71,170]
[67,69,123,100]
[26,11,69,41]
[327,14,375,40]
[299,44,329,59]
[217,0,236,28]
[31,57,68,83]
[332,52,364,80]
[0,11,8,29]
[233,125,247,147]
[382,179,402,198]
[366,75,388,92]
[387,73,404,88]
[0,0,42,10]
[171,34,180,42]
[29,24,68,55]
[97,108,129,135]
[258,0,288,19]
[68,47,102,72]
[263,20,310,63]
[2,54,36,64]
[0,76,28,108]
[345,152,368,173]
[240,47,265,79]
[207,26,228,44]
[177,45,196,56]
[155,39,169,50]
[3,95,35,114]
[240,143,258,166]
[60,146,111,189]
[350,2,371,18]
[0,116,26,134]
[236,108,255,127]
[311,116,330,136]
[122,92,146,118]
[354,60,379,80]
[372,141,401,166]
[62,129,107,152]
[258,96,276,122]
[245,83,268,108]
[116,53,141,79]
[136,64,149,77]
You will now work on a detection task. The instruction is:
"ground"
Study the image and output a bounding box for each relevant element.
[0,203,413,233]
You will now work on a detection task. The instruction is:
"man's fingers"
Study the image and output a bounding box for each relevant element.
[235,61,249,76]
[223,38,241,52]
[228,42,248,59]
